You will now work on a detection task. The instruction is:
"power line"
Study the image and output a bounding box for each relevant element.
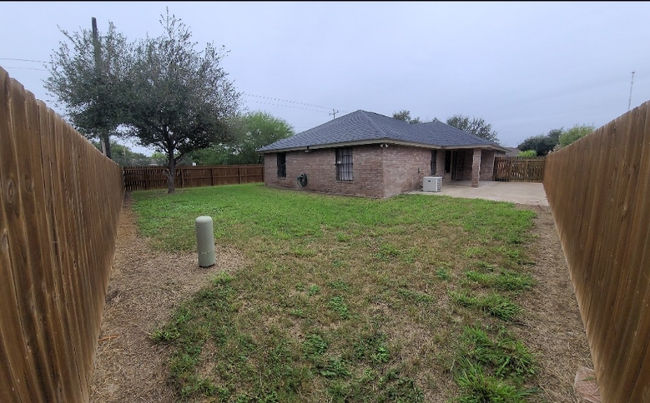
[0,57,49,64]
[4,66,48,71]
[1,58,354,116]
[243,93,334,111]
[245,99,330,114]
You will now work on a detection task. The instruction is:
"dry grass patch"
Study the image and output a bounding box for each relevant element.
[112,184,591,402]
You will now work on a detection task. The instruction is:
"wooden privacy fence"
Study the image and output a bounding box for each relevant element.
[493,156,545,182]
[0,67,124,402]
[544,101,650,402]
[123,164,264,191]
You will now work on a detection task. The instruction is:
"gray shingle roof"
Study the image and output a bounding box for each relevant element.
[257,110,504,152]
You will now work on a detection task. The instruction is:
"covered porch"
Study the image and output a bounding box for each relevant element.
[435,148,498,187]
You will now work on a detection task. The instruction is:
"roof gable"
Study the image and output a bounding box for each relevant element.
[258,110,504,152]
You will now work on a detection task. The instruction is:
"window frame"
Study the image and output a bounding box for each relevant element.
[277,152,287,178]
[335,148,353,181]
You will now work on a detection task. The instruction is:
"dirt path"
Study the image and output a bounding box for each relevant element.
[89,198,246,402]
[90,200,592,402]
[516,205,593,402]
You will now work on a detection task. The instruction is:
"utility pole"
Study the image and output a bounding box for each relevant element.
[92,17,111,158]
[628,71,635,111]
[329,109,339,119]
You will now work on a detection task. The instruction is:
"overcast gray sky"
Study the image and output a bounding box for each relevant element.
[2,1,649,154]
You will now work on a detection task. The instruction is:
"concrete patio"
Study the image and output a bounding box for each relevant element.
[410,181,549,206]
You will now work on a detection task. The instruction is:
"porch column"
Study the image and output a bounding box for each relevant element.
[471,148,481,187]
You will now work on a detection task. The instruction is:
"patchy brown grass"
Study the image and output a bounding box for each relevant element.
[89,196,246,402]
[513,205,593,402]
[90,189,592,402]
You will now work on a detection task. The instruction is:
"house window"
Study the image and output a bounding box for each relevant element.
[444,150,451,174]
[277,153,286,177]
[336,148,353,181]
[431,150,437,175]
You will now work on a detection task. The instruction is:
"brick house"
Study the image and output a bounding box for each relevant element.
[257,110,508,198]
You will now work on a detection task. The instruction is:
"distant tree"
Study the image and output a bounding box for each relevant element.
[392,110,421,124]
[150,152,168,166]
[191,112,294,165]
[558,124,595,148]
[518,150,537,157]
[45,19,133,159]
[547,128,563,145]
[517,135,550,156]
[446,114,500,144]
[92,140,153,166]
[124,10,240,193]
[234,111,295,164]
[517,128,563,157]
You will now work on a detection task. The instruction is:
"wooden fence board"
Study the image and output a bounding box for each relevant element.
[610,105,650,398]
[17,83,60,401]
[123,164,264,191]
[53,110,86,401]
[40,102,78,401]
[1,73,47,403]
[0,67,124,402]
[544,100,650,402]
[37,100,73,401]
[493,156,545,182]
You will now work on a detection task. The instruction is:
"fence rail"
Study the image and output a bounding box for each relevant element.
[493,156,545,182]
[544,100,650,402]
[123,164,264,191]
[0,67,124,402]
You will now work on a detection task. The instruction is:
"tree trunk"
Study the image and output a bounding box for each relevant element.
[101,131,112,159]
[166,156,176,194]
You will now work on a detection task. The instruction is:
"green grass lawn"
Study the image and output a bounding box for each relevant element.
[131,184,540,402]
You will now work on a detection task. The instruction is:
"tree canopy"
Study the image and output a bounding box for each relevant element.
[124,11,240,193]
[46,10,241,193]
[45,19,133,158]
[518,125,593,155]
[445,114,500,144]
[392,110,422,124]
[558,124,595,148]
[191,111,294,165]
[518,150,537,157]
[517,128,562,157]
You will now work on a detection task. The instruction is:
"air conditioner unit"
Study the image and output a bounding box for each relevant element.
[423,176,442,192]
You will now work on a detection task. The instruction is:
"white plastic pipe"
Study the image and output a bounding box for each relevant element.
[195,216,216,267]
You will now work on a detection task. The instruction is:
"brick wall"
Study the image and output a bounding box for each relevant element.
[471,148,481,187]
[480,149,497,181]
[263,145,496,197]
[382,145,431,197]
[264,145,385,198]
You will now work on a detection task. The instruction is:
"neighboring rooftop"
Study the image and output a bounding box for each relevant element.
[504,147,521,156]
[258,110,507,153]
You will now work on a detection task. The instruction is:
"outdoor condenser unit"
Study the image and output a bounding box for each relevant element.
[423,176,442,192]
